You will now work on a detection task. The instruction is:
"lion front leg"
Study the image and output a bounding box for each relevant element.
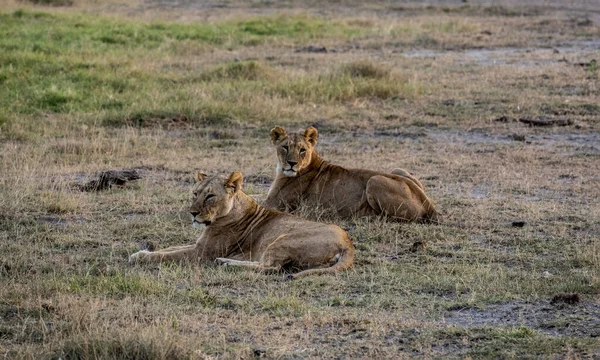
[129,244,197,264]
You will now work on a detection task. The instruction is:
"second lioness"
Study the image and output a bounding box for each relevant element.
[264,126,440,222]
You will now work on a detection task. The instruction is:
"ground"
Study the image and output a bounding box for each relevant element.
[0,0,599,358]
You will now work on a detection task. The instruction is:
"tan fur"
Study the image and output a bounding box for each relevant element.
[129,171,354,279]
[265,126,440,223]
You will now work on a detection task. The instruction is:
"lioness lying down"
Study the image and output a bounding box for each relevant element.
[264,126,440,223]
[129,171,354,279]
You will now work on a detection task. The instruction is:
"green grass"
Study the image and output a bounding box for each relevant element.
[0,10,366,116]
[1,10,417,133]
[2,10,364,51]
[67,272,169,296]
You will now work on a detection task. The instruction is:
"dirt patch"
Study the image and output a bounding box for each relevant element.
[428,129,511,145]
[400,40,600,66]
[426,129,600,156]
[494,116,573,127]
[444,300,600,337]
[534,133,600,156]
[373,129,428,139]
[37,215,87,227]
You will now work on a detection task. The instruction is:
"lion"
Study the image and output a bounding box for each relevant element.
[264,126,440,223]
[129,171,354,279]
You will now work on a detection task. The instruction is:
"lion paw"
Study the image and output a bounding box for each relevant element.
[129,250,150,264]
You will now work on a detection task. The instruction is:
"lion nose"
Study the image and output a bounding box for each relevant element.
[288,161,297,167]
[190,211,200,217]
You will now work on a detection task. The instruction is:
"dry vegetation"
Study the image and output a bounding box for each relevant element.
[1,0,599,358]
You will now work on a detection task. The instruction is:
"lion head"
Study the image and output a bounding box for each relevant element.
[269,126,319,177]
[189,171,243,228]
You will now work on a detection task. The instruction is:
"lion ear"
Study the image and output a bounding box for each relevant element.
[224,171,243,193]
[304,126,318,146]
[194,171,207,183]
[270,126,287,145]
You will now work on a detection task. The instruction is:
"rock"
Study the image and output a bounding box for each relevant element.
[141,240,157,252]
[494,115,573,127]
[410,241,427,252]
[295,45,328,53]
[79,169,141,191]
[253,348,266,357]
[494,116,514,123]
[518,116,573,127]
[442,99,457,106]
[551,293,580,305]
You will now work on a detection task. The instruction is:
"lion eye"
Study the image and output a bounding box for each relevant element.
[300,148,306,155]
[205,194,215,201]
[282,146,289,152]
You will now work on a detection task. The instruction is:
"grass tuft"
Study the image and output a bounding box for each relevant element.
[271,70,420,103]
[67,273,168,297]
[340,60,392,79]
[199,60,278,81]
[39,190,83,214]
[53,335,190,360]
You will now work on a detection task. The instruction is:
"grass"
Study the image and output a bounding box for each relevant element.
[1,0,600,358]
[0,10,418,132]
[54,335,191,360]
[3,10,364,50]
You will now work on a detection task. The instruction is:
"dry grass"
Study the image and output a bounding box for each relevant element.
[1,0,600,358]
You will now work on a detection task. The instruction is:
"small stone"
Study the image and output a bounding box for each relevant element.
[253,348,266,357]
[142,240,156,251]
[551,293,580,305]
[410,241,427,252]
[510,134,526,142]
[295,45,328,53]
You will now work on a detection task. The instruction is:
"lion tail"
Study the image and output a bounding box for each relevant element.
[288,236,355,280]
